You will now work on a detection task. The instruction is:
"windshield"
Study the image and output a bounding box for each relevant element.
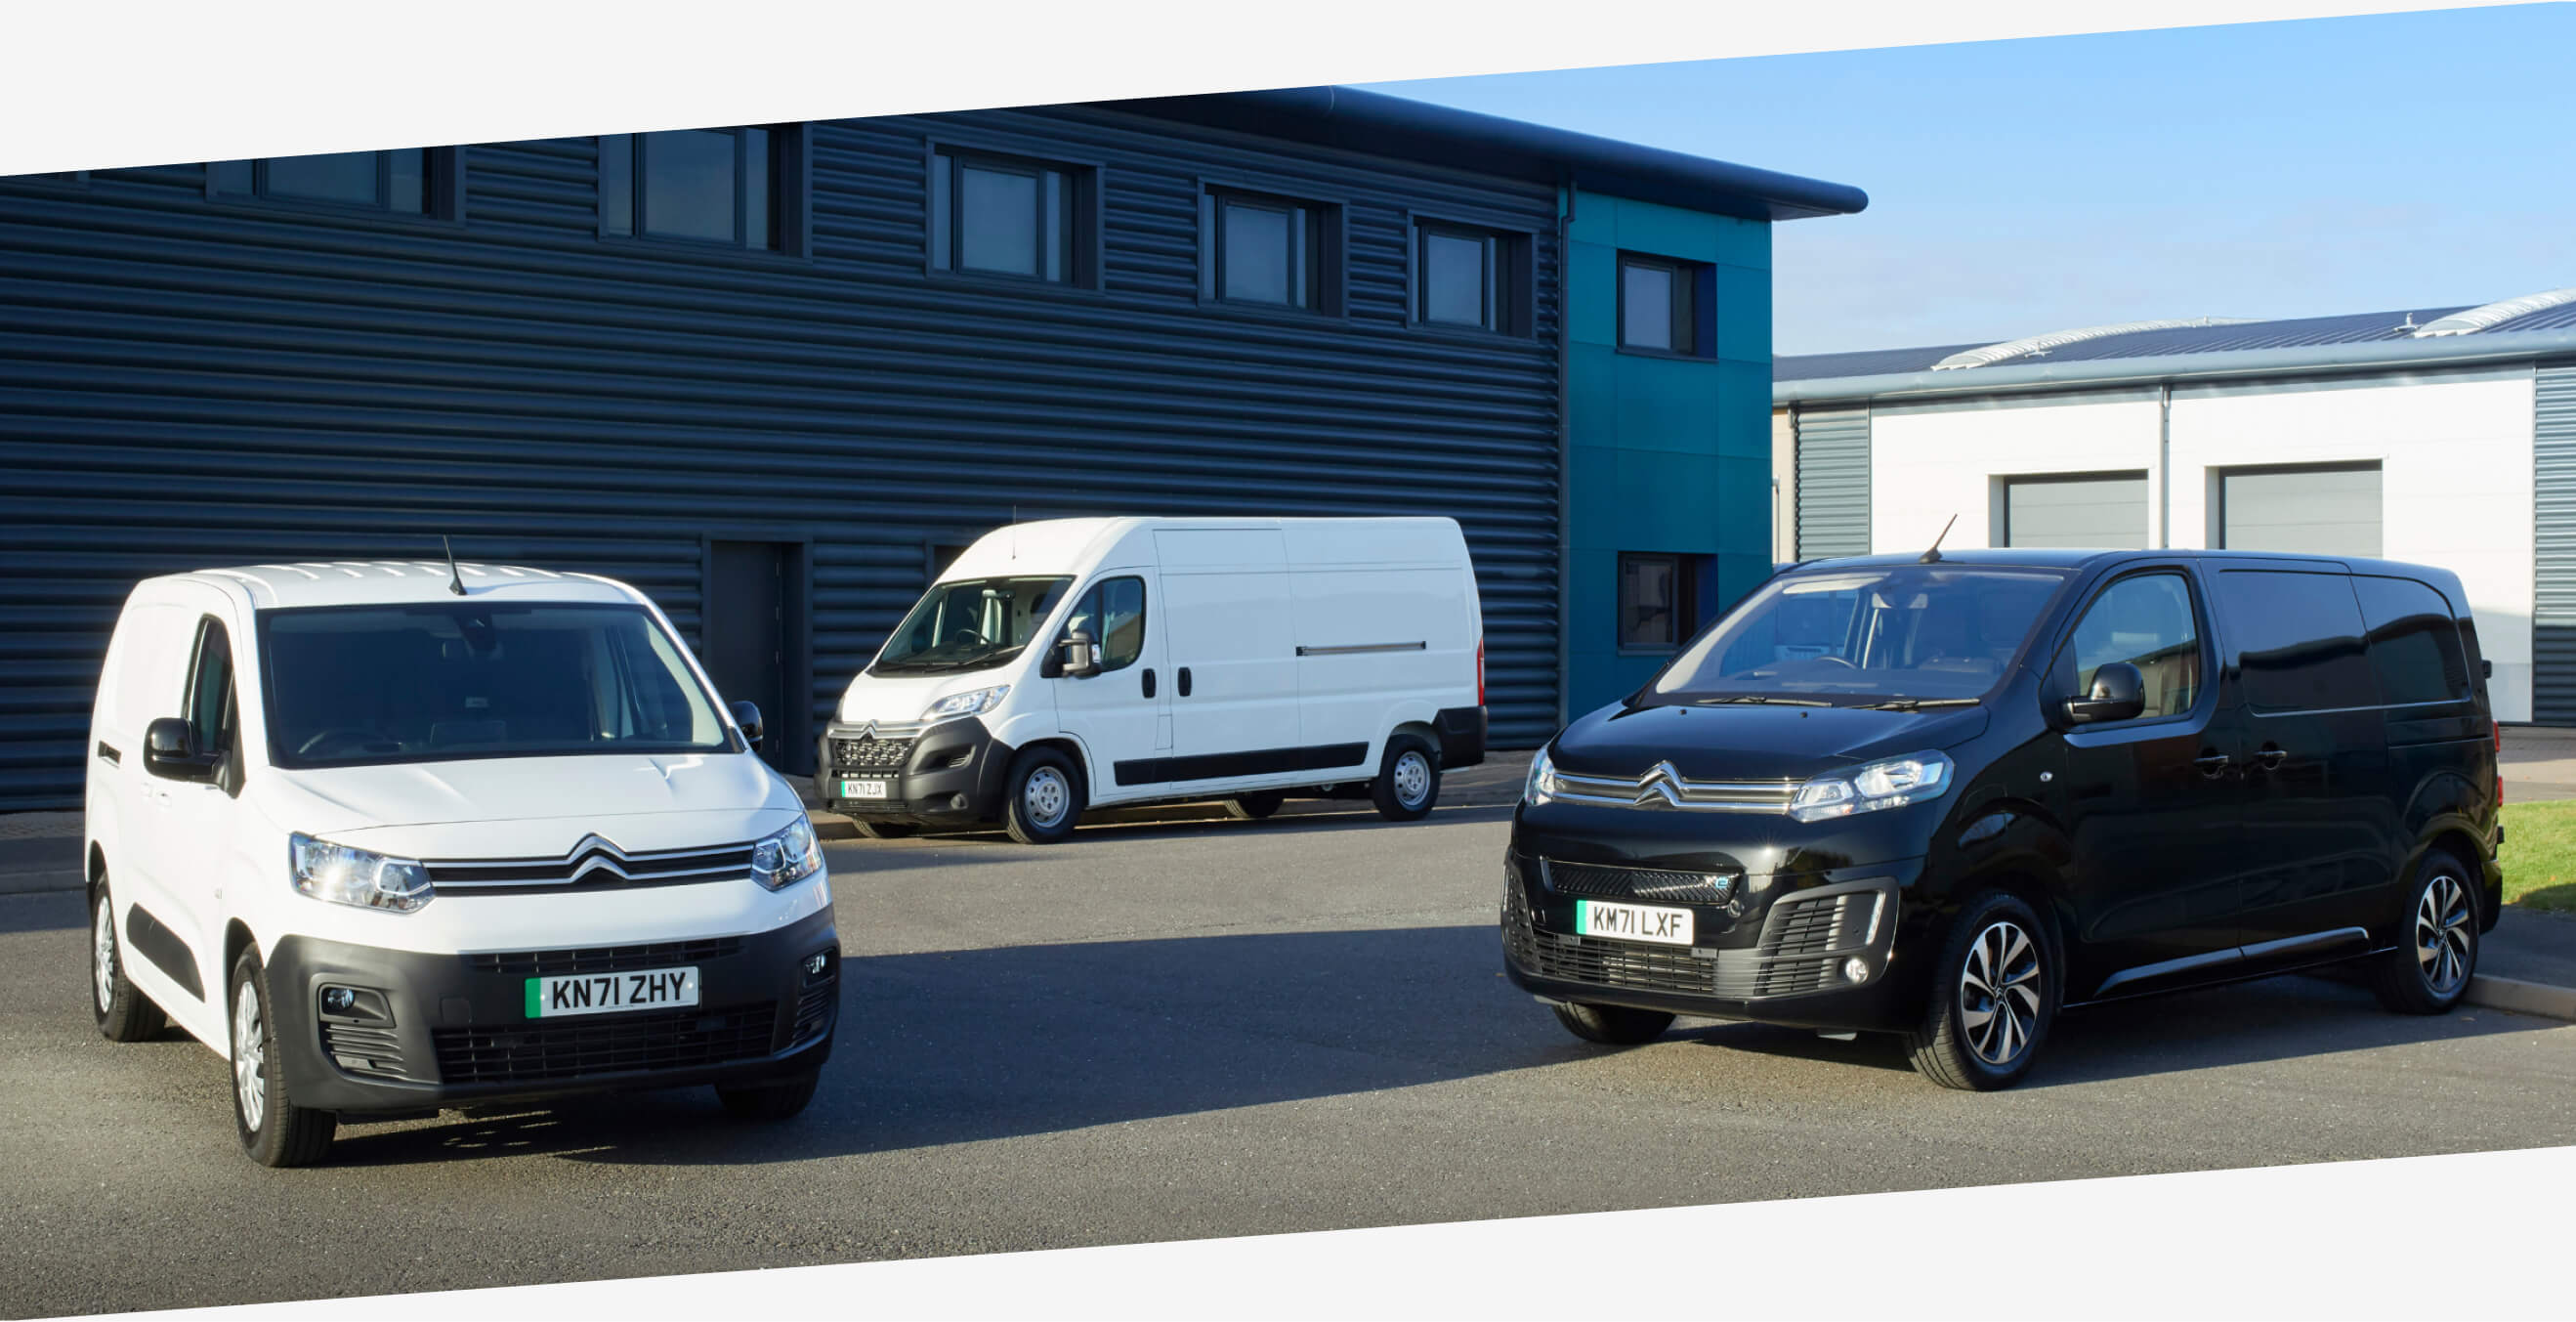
[872,576,1075,675]
[1649,565,2070,705]
[259,603,733,768]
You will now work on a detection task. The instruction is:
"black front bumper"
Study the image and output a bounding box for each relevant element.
[1499,850,1928,1033]
[819,717,1011,825]
[266,906,839,1117]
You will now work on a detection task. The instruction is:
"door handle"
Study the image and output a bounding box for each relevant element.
[2254,746,2289,770]
[2193,753,2232,778]
[1177,666,1193,698]
[1141,667,1156,699]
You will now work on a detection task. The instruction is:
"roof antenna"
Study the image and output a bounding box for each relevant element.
[1919,514,1958,564]
[441,535,468,596]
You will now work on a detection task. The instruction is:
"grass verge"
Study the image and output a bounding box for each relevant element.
[2500,800,2576,915]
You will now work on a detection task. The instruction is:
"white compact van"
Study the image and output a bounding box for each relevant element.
[822,517,1488,843]
[83,560,838,1167]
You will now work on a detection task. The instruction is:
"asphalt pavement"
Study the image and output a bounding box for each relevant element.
[5,802,2575,1318]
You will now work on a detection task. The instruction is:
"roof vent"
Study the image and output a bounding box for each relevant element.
[2411,287,2576,337]
[1930,317,2259,369]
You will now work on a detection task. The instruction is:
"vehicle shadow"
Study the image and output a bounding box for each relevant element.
[322,923,2556,1168]
[0,889,84,935]
[833,801,1513,855]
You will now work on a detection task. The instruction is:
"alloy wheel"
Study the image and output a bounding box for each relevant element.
[1393,750,1432,809]
[1960,919,2043,1067]
[2414,873,2474,996]
[232,982,267,1132]
[1024,766,1071,829]
[91,897,116,1013]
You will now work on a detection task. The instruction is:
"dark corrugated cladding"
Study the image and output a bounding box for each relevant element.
[2535,362,2576,723]
[0,102,1568,808]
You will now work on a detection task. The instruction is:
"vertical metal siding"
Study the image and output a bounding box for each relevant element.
[2534,362,2576,723]
[1793,404,1871,558]
[0,106,1563,809]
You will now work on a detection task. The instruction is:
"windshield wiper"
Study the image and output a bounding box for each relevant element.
[1854,698,1982,711]
[1691,695,1831,707]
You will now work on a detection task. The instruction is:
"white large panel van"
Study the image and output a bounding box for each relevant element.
[82,560,838,1167]
[822,517,1488,843]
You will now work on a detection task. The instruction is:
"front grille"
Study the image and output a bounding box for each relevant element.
[466,937,744,978]
[320,1022,409,1080]
[424,841,755,892]
[1503,878,1888,1002]
[832,736,916,773]
[1541,859,1740,906]
[1547,764,1798,813]
[432,1002,779,1086]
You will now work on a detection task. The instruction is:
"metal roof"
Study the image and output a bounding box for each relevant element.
[1107,87,1869,223]
[1778,306,2486,382]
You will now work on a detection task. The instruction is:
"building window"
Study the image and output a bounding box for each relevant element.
[209,149,459,218]
[1619,552,1706,651]
[1619,253,1710,356]
[1200,188,1338,312]
[929,148,1094,286]
[600,127,799,251]
[1414,220,1530,334]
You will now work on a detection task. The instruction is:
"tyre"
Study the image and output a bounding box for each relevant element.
[1370,734,1440,822]
[716,1064,823,1121]
[852,821,916,840]
[1906,891,2055,1091]
[228,950,336,1168]
[2369,850,2479,1014]
[89,880,166,1043]
[1223,790,1287,821]
[1550,1001,1675,1045]
[1001,746,1083,845]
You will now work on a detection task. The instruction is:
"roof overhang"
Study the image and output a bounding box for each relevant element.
[1099,86,1868,223]
[1777,326,2576,406]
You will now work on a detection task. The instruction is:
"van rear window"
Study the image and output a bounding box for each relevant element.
[2354,576,2471,706]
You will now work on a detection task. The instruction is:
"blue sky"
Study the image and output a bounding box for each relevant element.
[1363,5,2576,356]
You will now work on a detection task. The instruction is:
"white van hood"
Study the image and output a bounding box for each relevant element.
[260,752,801,856]
[835,668,1020,725]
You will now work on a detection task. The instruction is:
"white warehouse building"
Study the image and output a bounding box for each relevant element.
[1771,289,2576,724]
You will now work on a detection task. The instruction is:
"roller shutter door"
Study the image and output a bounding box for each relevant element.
[2218,464,2383,557]
[2003,473,2148,548]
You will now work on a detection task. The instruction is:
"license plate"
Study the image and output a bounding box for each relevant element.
[1574,899,1694,946]
[839,779,890,800]
[525,966,700,1019]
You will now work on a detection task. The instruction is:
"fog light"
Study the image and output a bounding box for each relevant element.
[321,986,358,1013]
[803,953,827,977]
[949,792,970,810]
[1842,958,1871,984]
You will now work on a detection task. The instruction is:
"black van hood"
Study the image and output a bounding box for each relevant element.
[1550,701,1991,783]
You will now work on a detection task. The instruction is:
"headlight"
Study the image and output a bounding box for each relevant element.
[922,685,1009,722]
[1789,751,1954,823]
[289,833,433,913]
[751,817,825,891]
[1523,746,1559,805]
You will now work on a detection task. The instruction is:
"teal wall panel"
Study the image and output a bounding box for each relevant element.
[1561,189,1775,721]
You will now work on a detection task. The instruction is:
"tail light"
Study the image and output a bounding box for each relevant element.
[1476,639,1487,707]
[2496,720,2505,805]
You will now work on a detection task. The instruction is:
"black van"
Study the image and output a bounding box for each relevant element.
[1503,549,2503,1089]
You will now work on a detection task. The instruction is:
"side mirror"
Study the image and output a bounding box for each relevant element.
[2064,661,2146,725]
[730,700,765,746]
[143,717,218,781]
[1059,630,1099,678]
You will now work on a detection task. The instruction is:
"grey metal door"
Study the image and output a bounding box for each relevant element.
[2218,464,2383,558]
[2004,473,2149,549]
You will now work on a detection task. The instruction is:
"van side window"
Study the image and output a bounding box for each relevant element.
[2212,570,2374,712]
[185,618,238,755]
[2062,573,2201,720]
[1064,576,1147,672]
[2354,576,2470,705]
